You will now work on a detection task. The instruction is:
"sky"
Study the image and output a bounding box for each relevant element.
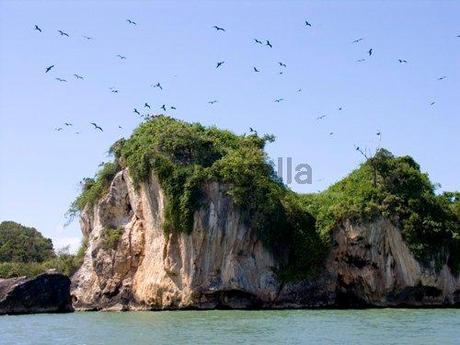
[0,0,459,252]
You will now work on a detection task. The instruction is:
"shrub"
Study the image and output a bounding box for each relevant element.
[102,228,124,250]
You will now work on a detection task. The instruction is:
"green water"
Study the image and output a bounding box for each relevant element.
[0,309,459,344]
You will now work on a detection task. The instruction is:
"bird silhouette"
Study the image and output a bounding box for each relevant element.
[208,100,218,104]
[216,61,224,68]
[45,65,55,73]
[127,19,137,25]
[144,103,151,109]
[82,35,93,40]
[274,98,284,102]
[90,122,103,131]
[152,82,163,90]
[329,132,334,136]
[170,106,176,110]
[253,67,260,72]
[111,89,119,93]
[213,26,225,31]
[297,88,302,92]
[55,78,67,82]
[161,105,167,111]
[338,107,343,111]
[266,40,272,48]
[279,62,287,67]
[368,49,373,56]
[134,108,140,115]
[249,127,254,132]
[54,127,63,131]
[438,76,447,80]
[377,131,381,136]
[357,59,366,63]
[316,115,327,120]
[34,25,42,32]
[64,122,73,127]
[398,59,408,63]
[430,101,436,106]
[254,39,262,44]
[116,55,127,60]
[352,38,363,43]
[58,30,69,37]
[118,125,123,129]
[305,20,312,27]
[73,74,84,80]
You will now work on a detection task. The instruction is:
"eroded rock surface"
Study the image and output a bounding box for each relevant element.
[71,170,460,310]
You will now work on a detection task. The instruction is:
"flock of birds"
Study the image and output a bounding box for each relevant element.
[33,20,457,156]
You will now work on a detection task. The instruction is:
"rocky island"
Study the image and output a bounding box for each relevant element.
[68,116,460,310]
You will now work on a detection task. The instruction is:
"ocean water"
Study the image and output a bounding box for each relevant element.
[0,309,459,345]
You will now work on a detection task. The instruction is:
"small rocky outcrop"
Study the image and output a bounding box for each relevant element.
[0,273,73,315]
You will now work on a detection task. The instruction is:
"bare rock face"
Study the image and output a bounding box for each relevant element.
[71,169,460,310]
[279,219,460,307]
[0,273,73,315]
[71,170,279,310]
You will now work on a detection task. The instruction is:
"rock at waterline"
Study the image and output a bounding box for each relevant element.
[0,272,73,315]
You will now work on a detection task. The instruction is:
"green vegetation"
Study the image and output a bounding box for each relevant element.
[0,221,87,278]
[70,117,460,280]
[102,227,124,250]
[0,221,54,262]
[302,149,460,272]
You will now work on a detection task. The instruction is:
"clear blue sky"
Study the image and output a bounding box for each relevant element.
[0,0,459,251]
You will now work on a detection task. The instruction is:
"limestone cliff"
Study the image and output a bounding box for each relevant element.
[71,169,460,310]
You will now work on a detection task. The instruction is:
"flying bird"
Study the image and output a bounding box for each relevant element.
[208,100,218,104]
[58,30,69,37]
[90,122,103,132]
[398,59,408,63]
[368,48,373,56]
[356,59,366,63]
[254,39,262,44]
[316,115,327,120]
[116,55,126,60]
[430,101,436,106]
[54,127,63,131]
[64,122,72,127]
[279,62,287,67]
[170,106,176,110]
[438,76,447,80]
[111,89,119,93]
[377,131,381,136]
[352,38,363,43]
[274,98,284,103]
[329,132,334,136]
[266,40,272,48]
[297,88,302,93]
[134,108,140,115]
[34,25,42,32]
[127,19,137,25]
[144,103,151,109]
[55,78,67,82]
[216,61,224,68]
[161,105,167,111]
[45,65,55,73]
[338,107,343,111]
[213,25,225,31]
[118,125,123,129]
[82,35,93,40]
[305,20,312,27]
[73,74,84,79]
[254,67,260,72]
[152,82,163,90]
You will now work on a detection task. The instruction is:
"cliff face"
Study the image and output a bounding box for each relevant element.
[71,170,460,310]
[71,170,279,310]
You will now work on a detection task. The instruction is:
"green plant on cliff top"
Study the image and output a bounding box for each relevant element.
[301,149,460,272]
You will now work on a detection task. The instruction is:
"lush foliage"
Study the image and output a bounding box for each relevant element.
[301,149,460,272]
[0,220,87,278]
[0,221,54,263]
